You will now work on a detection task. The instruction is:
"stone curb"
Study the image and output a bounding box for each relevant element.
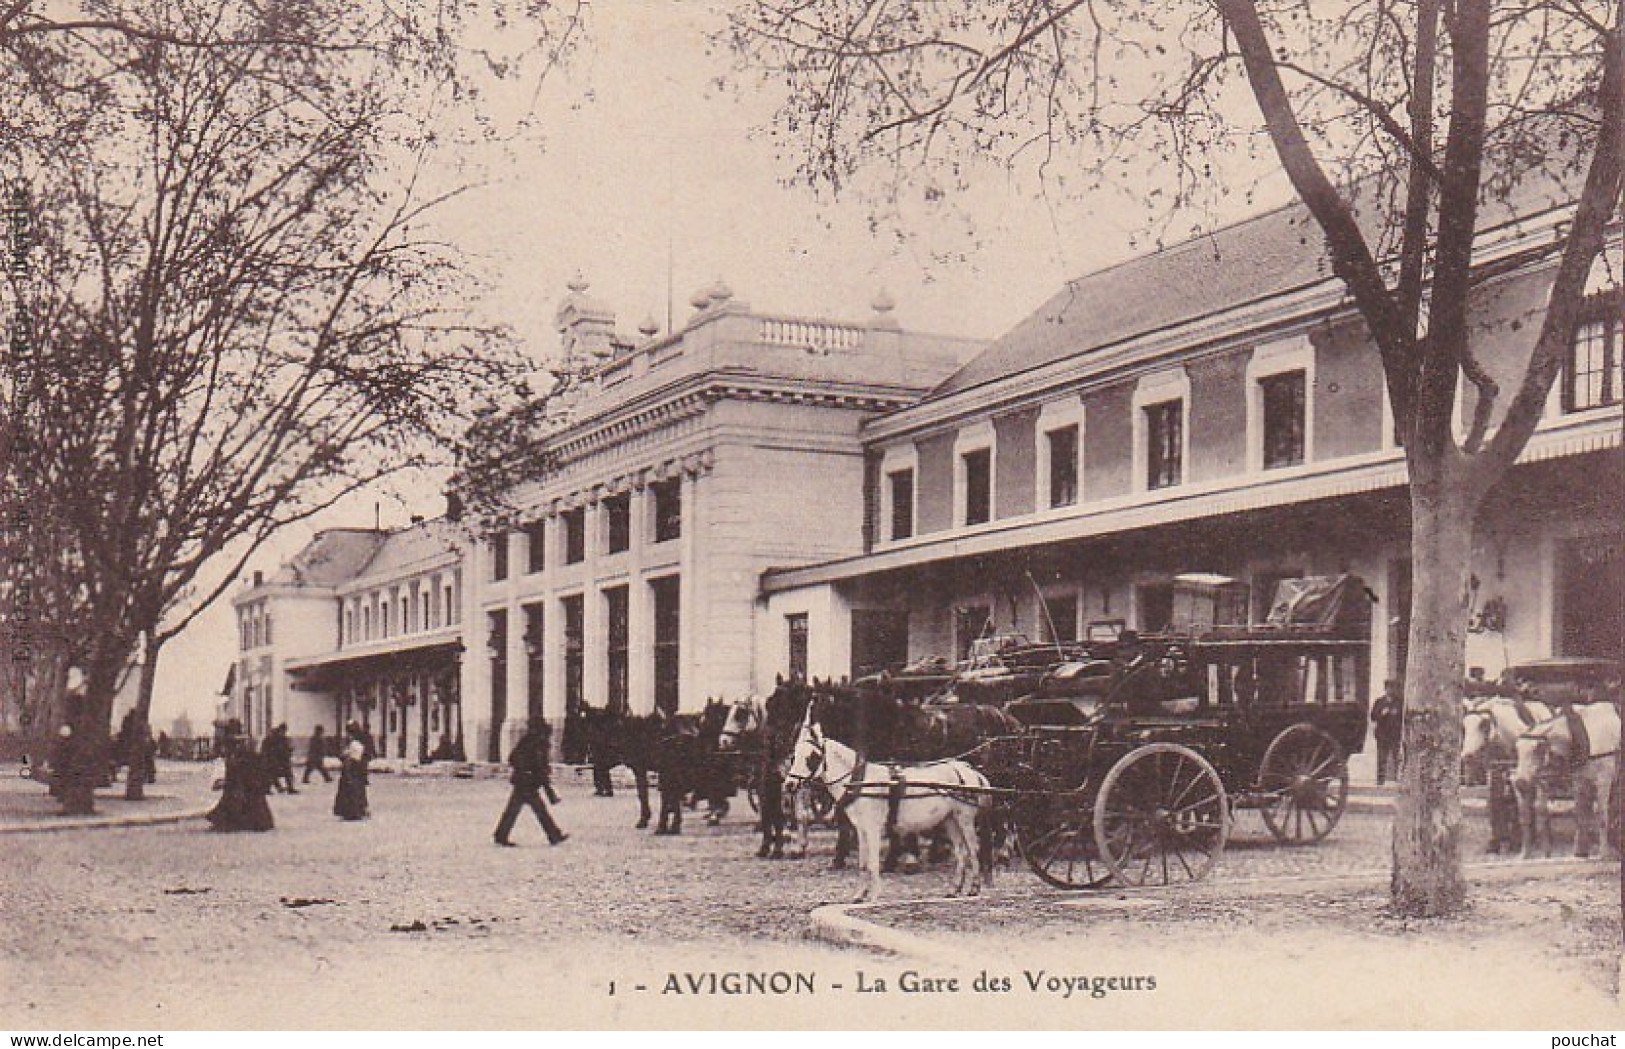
[0,803,213,835]
[808,856,1617,959]
[808,899,982,964]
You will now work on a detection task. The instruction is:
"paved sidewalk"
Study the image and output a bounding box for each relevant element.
[0,760,217,833]
[809,855,1618,959]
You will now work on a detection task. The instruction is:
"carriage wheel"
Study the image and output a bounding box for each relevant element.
[1014,789,1113,890]
[1258,724,1349,845]
[1093,744,1228,888]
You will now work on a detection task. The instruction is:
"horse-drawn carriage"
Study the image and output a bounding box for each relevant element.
[785,574,1374,895]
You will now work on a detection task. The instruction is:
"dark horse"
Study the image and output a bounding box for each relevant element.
[581,706,657,829]
[651,699,734,835]
[735,681,811,859]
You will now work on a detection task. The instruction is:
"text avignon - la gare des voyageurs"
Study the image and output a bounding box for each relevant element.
[612,969,1159,1000]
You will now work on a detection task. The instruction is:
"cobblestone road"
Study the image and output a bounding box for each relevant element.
[0,766,1571,1029]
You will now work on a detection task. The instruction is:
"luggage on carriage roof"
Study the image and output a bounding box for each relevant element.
[1261,574,1373,635]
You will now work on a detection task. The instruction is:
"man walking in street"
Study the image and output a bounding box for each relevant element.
[494,719,567,847]
[1370,678,1405,786]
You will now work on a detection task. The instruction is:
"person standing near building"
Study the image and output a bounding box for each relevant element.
[493,720,567,847]
[1370,679,1405,786]
[334,721,373,820]
[264,724,297,794]
[303,724,332,784]
[333,735,370,821]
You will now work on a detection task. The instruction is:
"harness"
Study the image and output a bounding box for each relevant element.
[1518,707,1619,774]
[791,725,977,836]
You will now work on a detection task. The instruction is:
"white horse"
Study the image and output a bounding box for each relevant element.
[1511,703,1620,859]
[786,712,990,902]
[1461,696,1554,768]
[1463,696,1554,854]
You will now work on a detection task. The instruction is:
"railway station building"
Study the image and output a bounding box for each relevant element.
[230,191,1621,761]
[228,279,980,759]
[759,193,1623,695]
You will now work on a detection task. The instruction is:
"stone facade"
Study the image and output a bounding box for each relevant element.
[760,210,1624,694]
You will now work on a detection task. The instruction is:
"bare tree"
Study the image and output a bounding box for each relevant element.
[0,0,583,812]
[727,0,1624,916]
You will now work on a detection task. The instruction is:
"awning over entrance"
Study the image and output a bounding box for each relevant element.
[285,638,463,692]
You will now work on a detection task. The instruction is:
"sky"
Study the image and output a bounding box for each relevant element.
[149,1,1294,727]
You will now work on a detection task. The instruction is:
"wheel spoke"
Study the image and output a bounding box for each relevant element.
[1168,766,1204,810]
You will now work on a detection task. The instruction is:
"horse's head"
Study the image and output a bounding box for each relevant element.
[1511,716,1570,791]
[1460,703,1498,765]
[784,708,825,784]
[717,696,763,751]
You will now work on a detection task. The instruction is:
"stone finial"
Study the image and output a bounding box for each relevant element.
[566,271,590,295]
[638,314,660,338]
[689,286,713,310]
[869,287,901,331]
[708,278,734,305]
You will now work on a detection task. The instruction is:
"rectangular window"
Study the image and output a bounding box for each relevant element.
[962,448,992,525]
[525,521,546,574]
[562,595,584,719]
[523,603,544,722]
[651,577,681,715]
[1145,400,1183,490]
[604,494,632,554]
[888,468,914,541]
[563,509,586,565]
[786,613,810,681]
[1564,306,1623,413]
[652,479,682,543]
[1260,370,1307,469]
[605,586,630,714]
[1047,425,1079,507]
[489,534,509,582]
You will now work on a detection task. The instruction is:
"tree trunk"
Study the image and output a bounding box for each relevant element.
[1390,478,1474,916]
[124,636,161,801]
[60,648,123,816]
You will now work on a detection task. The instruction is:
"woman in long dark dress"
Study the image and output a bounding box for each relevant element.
[207,737,274,832]
[333,738,369,821]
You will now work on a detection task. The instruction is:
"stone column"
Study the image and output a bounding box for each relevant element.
[627,480,653,714]
[504,589,527,755]
[544,510,568,722]
[678,469,700,711]
[583,497,607,710]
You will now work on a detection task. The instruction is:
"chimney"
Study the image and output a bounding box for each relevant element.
[556,272,617,368]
